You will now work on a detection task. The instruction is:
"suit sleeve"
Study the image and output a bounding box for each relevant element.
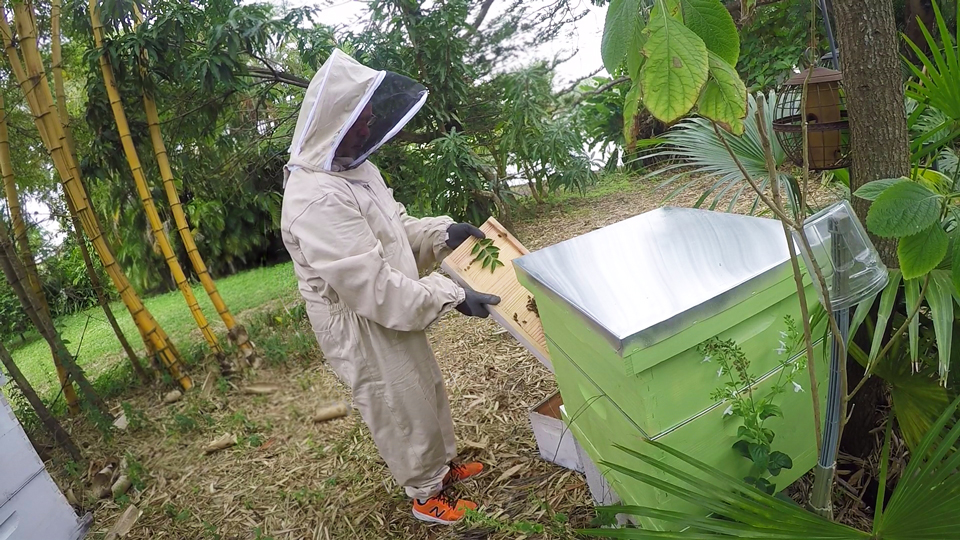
[397,201,456,272]
[289,192,465,331]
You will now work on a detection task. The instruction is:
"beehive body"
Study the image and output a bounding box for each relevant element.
[513,208,828,530]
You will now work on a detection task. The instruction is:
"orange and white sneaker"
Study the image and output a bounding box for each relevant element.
[442,461,484,488]
[412,492,478,525]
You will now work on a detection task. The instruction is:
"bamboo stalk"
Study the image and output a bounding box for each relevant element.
[135,30,257,366]
[0,92,81,413]
[1,3,191,390]
[0,340,82,461]
[0,215,111,418]
[89,1,224,357]
[47,0,150,384]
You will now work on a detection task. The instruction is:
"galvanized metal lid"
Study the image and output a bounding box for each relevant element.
[513,207,795,357]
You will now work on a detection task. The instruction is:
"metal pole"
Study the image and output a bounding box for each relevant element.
[819,0,840,70]
[808,216,848,518]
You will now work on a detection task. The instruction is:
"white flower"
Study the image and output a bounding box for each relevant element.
[793,381,803,393]
[723,405,734,417]
[717,367,724,378]
[701,355,712,363]
[780,331,788,339]
[775,340,788,355]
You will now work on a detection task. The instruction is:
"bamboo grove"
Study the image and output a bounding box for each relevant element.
[0,0,264,458]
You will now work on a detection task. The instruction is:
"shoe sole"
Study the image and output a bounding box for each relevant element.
[412,508,459,525]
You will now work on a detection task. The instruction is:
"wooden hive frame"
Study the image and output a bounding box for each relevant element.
[440,217,552,372]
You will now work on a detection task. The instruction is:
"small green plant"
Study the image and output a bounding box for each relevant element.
[247,433,264,447]
[121,402,148,431]
[470,238,504,272]
[163,503,191,523]
[124,452,148,491]
[252,527,274,540]
[64,460,84,480]
[699,316,805,494]
[202,521,222,540]
[216,376,230,395]
[171,413,198,434]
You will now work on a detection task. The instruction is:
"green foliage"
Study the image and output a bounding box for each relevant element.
[604,0,746,134]
[470,238,504,272]
[736,0,816,91]
[124,451,148,491]
[904,0,960,161]
[121,401,147,431]
[645,91,796,214]
[579,394,960,538]
[864,181,942,238]
[699,316,803,494]
[601,0,646,75]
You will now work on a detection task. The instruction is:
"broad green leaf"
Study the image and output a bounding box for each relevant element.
[868,270,902,364]
[953,235,960,296]
[767,451,792,476]
[732,439,750,458]
[748,442,768,470]
[622,79,643,147]
[640,9,709,124]
[904,278,920,365]
[680,0,740,65]
[848,292,878,348]
[601,0,643,75]
[916,168,953,195]
[926,270,954,382]
[866,181,941,238]
[758,403,782,420]
[853,177,906,201]
[898,224,948,279]
[626,26,647,79]
[697,52,747,135]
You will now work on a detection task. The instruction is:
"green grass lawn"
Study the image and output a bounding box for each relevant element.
[10,262,300,395]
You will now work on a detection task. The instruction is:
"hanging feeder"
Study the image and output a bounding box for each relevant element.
[772,67,850,171]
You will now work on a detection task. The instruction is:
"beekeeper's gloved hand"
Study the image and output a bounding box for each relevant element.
[446,223,485,249]
[456,288,501,318]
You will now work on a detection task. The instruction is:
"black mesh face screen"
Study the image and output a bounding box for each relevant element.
[349,71,427,167]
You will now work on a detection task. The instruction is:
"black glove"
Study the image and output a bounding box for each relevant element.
[446,223,485,249]
[456,288,501,318]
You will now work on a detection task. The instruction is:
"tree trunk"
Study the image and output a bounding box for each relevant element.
[0,341,82,462]
[832,0,909,268]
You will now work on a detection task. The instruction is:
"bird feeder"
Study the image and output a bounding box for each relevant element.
[772,67,849,170]
[514,207,828,531]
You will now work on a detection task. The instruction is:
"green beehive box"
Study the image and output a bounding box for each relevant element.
[513,207,828,530]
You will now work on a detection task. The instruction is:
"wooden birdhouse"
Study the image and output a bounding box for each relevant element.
[772,67,850,170]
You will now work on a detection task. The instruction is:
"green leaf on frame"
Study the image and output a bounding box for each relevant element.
[866,181,942,238]
[732,439,750,458]
[898,224,948,279]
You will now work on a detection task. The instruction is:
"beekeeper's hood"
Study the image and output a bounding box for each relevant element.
[285,49,428,180]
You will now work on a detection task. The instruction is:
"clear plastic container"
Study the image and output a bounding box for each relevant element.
[792,200,888,311]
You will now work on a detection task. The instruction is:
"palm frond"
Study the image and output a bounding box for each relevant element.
[577,394,960,538]
[642,91,798,215]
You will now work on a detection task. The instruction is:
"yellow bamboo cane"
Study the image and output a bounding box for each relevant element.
[131,19,257,365]
[0,92,81,412]
[1,3,191,390]
[88,2,223,357]
[48,0,150,383]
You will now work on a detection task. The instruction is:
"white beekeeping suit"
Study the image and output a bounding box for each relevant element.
[281,49,488,507]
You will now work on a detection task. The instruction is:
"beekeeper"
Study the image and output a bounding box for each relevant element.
[281,49,501,525]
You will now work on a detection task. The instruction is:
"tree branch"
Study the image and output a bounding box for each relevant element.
[466,0,498,38]
[246,66,310,88]
[725,0,784,24]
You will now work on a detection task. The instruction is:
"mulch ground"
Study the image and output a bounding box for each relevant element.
[45,174,861,539]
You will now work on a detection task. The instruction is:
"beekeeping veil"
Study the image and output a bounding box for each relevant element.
[285,49,428,182]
